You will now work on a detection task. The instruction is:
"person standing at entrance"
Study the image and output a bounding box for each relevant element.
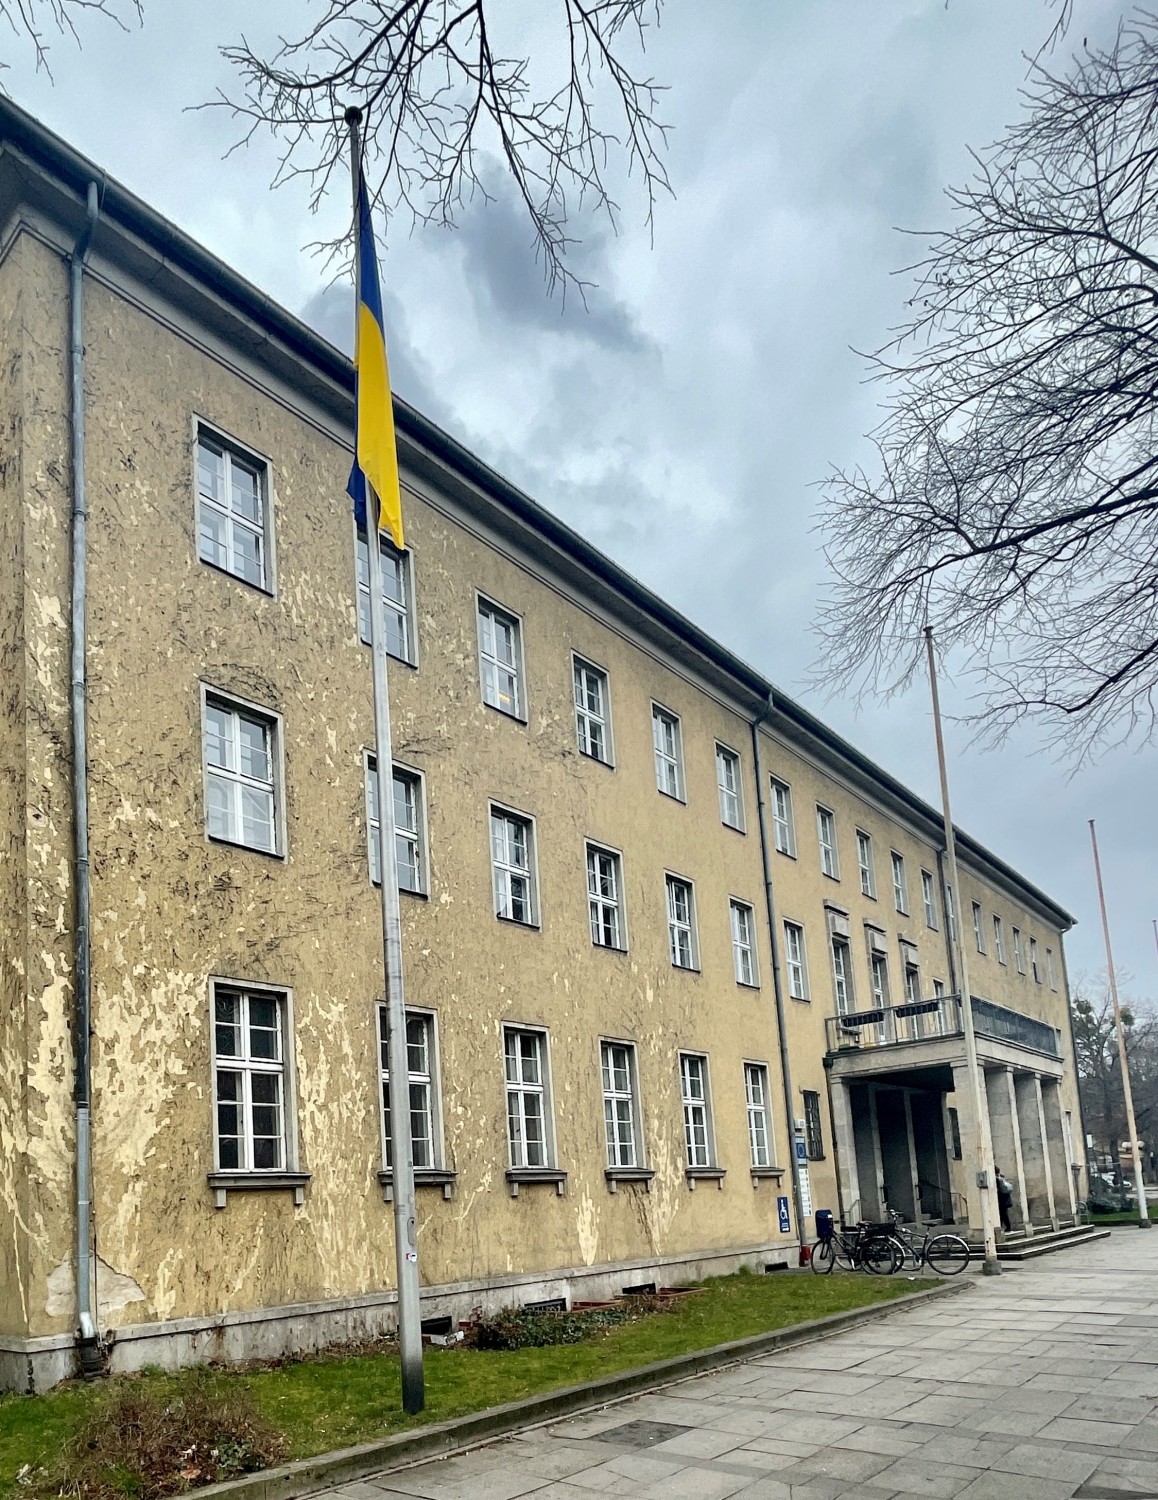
[995,1168,1014,1233]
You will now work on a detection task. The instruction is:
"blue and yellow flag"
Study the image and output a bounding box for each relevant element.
[347,176,404,550]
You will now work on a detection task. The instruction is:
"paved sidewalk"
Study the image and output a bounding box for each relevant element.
[325,1230,1158,1499]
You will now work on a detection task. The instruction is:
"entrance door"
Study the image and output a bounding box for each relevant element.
[875,1089,916,1222]
[910,1092,952,1221]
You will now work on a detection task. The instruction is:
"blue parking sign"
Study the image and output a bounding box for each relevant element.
[777,1194,791,1234]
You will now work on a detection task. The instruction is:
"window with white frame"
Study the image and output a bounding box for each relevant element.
[856,830,876,898]
[601,1040,640,1168]
[1046,946,1057,990]
[817,806,839,879]
[365,755,425,894]
[903,961,921,1005]
[197,430,270,591]
[803,1089,824,1160]
[770,778,796,856]
[921,870,938,929]
[379,1008,437,1169]
[587,844,625,950]
[491,807,536,924]
[666,874,698,969]
[870,950,890,1007]
[831,937,854,1015]
[730,899,758,986]
[745,1063,772,1169]
[993,914,1007,964]
[504,1027,552,1168]
[213,985,288,1171]
[716,744,744,830]
[573,658,611,764]
[1013,926,1026,974]
[203,694,279,854]
[477,598,523,718]
[680,1053,713,1168]
[356,530,415,663]
[972,901,985,953]
[891,851,908,913]
[652,705,684,799]
[783,920,809,1000]
[933,978,946,998]
[1030,936,1041,983]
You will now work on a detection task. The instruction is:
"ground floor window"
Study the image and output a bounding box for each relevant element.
[213,985,289,1171]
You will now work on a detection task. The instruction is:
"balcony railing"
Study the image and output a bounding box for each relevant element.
[825,993,1061,1059]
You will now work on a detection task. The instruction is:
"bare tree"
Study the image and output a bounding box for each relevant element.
[0,0,140,75]
[216,1,670,293]
[1072,980,1158,1168]
[818,11,1158,758]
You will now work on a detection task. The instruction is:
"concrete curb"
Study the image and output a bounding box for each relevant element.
[192,1279,970,1500]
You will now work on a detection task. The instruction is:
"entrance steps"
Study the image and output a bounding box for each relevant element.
[971,1223,1111,1261]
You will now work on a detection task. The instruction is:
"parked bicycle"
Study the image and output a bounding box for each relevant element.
[883,1209,971,1276]
[810,1219,901,1276]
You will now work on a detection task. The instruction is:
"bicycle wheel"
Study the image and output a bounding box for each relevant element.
[925,1233,971,1276]
[832,1233,856,1272]
[861,1236,902,1275]
[810,1238,835,1274]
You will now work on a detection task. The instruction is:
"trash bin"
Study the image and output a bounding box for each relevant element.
[815,1209,834,1241]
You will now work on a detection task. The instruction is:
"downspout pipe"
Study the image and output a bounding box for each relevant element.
[70,180,100,1369]
[751,696,809,1257]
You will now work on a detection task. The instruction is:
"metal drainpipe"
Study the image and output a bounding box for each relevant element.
[751,696,809,1257]
[70,180,101,1372]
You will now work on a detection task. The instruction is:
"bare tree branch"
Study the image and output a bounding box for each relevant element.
[0,0,141,78]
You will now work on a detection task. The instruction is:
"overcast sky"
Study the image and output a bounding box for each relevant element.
[9,0,1155,1000]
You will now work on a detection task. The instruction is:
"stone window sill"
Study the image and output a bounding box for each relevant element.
[208,1171,310,1209]
[377,1168,457,1202]
[750,1167,786,1187]
[685,1167,726,1190]
[605,1167,656,1194]
[506,1168,567,1197]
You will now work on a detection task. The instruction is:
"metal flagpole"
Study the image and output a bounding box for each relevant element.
[1089,820,1149,1229]
[923,628,1001,1274]
[345,106,425,1411]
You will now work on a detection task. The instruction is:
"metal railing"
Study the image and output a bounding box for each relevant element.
[825,993,1061,1059]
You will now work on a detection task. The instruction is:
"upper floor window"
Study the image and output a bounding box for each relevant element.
[197,430,271,592]
[491,806,536,925]
[870,950,890,1007]
[730,899,758,987]
[716,745,744,830]
[802,1089,825,1160]
[379,1008,440,1170]
[903,959,921,1004]
[679,1053,715,1169]
[652,705,684,800]
[921,870,938,930]
[356,531,415,664]
[213,984,289,1172]
[993,914,1007,965]
[666,874,698,970]
[1030,937,1041,983]
[478,598,524,718]
[817,806,839,880]
[365,755,426,894]
[783,920,809,1000]
[856,830,876,898]
[1012,926,1026,975]
[573,657,611,764]
[770,779,796,856]
[745,1063,772,1169]
[601,1040,641,1169]
[972,901,986,953]
[504,1027,553,1168]
[831,937,854,1016]
[1046,947,1058,991]
[891,852,908,914]
[203,692,280,855]
[587,843,625,950]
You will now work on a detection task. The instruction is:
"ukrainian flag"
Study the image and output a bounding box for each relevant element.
[347,175,404,550]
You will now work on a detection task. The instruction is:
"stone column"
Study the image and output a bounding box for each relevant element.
[985,1067,1030,1234]
[828,1078,861,1226]
[1015,1072,1057,1230]
[950,1062,985,1236]
[1040,1078,1077,1222]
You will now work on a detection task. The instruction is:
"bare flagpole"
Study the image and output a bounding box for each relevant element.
[345,106,425,1410]
[1089,820,1149,1229]
[923,628,1001,1274]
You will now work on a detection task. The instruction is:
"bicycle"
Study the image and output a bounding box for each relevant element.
[810,1219,902,1276]
[883,1209,971,1275]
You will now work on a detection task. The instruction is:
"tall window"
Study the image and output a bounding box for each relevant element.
[504,1028,551,1168]
[491,807,536,924]
[856,831,876,897]
[356,531,414,663]
[921,870,938,929]
[716,744,744,830]
[802,1089,824,1160]
[379,1009,437,1169]
[970,902,984,953]
[1030,936,1041,983]
[817,806,839,879]
[587,844,625,950]
[1013,926,1026,974]
[993,914,1007,964]
[680,1054,713,1168]
[730,900,758,986]
[1046,947,1057,990]
[478,598,523,718]
[891,852,908,914]
[601,1041,640,1168]
[573,658,611,763]
[903,961,921,1004]
[652,705,684,799]
[666,875,697,969]
[870,951,890,1007]
[783,921,809,999]
[366,756,425,894]
[203,695,278,854]
[213,986,287,1171]
[197,431,269,591]
[771,779,796,856]
[831,938,854,1015]
[745,1063,772,1169]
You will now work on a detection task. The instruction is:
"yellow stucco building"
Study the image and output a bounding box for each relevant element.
[0,100,1085,1392]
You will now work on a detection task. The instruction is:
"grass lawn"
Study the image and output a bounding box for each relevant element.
[1088,1205,1158,1224]
[0,1269,934,1498]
